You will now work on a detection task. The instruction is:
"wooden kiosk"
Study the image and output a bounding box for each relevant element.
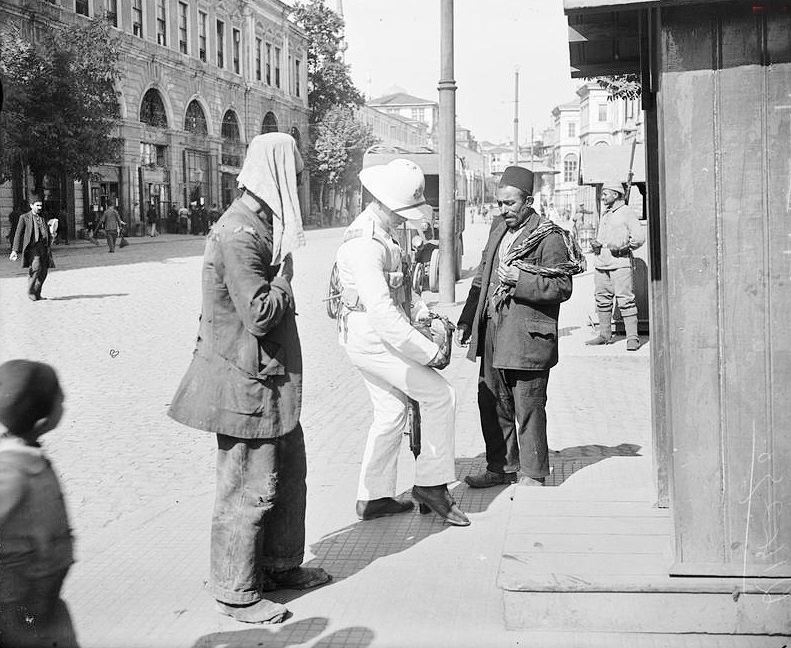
[565,0,790,606]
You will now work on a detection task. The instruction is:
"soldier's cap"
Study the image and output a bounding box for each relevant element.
[602,180,625,195]
[359,159,433,221]
[0,360,62,434]
[499,166,534,196]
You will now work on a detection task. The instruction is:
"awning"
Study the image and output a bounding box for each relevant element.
[579,143,645,185]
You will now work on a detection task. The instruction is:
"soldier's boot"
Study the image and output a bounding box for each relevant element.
[624,315,640,351]
[586,311,612,345]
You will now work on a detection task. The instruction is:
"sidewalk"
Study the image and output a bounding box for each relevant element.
[42,221,783,647]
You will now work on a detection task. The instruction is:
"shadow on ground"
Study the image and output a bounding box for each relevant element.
[260,455,496,607]
[46,293,129,301]
[547,443,642,487]
[191,616,375,648]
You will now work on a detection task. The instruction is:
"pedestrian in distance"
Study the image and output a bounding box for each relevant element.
[95,204,126,253]
[168,133,330,625]
[456,166,575,488]
[9,194,55,301]
[585,180,646,351]
[334,158,470,526]
[0,360,79,648]
[178,204,189,234]
[146,203,159,237]
[208,203,220,229]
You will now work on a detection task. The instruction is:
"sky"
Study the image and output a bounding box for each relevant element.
[340,0,580,145]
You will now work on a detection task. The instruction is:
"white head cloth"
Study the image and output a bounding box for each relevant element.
[237,133,306,264]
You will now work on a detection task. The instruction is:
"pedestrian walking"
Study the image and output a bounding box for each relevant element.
[0,360,79,648]
[146,203,159,237]
[334,159,469,526]
[9,194,55,301]
[585,180,646,351]
[168,133,330,625]
[96,205,126,253]
[207,203,220,229]
[456,167,575,488]
[178,205,189,234]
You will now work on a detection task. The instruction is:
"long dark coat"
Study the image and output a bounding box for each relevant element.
[168,199,302,439]
[458,211,573,371]
[11,211,54,269]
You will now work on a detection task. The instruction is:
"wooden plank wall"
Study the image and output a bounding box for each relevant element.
[659,4,791,578]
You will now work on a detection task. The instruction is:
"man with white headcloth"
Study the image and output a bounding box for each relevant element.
[335,159,470,527]
[169,133,330,624]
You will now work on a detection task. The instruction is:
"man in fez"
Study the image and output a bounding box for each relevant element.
[456,166,573,488]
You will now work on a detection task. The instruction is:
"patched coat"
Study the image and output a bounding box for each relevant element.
[168,198,302,439]
[458,211,573,371]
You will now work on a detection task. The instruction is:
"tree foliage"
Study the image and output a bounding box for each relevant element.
[309,105,377,187]
[0,18,122,187]
[592,74,642,101]
[291,0,364,124]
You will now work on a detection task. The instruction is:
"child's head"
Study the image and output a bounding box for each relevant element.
[0,360,64,440]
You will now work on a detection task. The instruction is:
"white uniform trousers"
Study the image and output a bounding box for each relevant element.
[346,348,457,500]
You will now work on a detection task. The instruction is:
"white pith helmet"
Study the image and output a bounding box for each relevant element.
[359,159,433,221]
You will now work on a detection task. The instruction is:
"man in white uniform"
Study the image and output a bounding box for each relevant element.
[335,159,469,527]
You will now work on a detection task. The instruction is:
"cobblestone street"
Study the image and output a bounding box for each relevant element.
[0,221,672,647]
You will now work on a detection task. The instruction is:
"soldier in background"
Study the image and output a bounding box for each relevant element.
[586,180,646,351]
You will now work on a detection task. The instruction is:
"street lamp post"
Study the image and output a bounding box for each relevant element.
[438,0,456,303]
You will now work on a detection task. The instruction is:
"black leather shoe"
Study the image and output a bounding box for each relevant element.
[356,497,414,520]
[464,470,517,488]
[412,485,470,526]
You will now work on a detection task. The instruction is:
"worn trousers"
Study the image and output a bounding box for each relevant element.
[210,426,306,605]
[27,244,50,298]
[478,318,550,479]
[594,265,637,317]
[345,348,457,500]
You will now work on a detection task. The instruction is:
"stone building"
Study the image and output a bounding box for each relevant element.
[0,0,309,241]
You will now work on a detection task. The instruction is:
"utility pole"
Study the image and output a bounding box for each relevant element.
[513,67,519,165]
[438,0,456,303]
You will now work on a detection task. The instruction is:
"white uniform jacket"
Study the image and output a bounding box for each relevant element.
[336,207,438,364]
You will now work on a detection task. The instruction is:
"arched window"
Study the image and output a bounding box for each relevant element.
[594,140,609,147]
[185,100,208,135]
[290,126,301,151]
[261,111,278,134]
[140,89,168,128]
[221,110,241,141]
[221,110,242,167]
[563,153,578,184]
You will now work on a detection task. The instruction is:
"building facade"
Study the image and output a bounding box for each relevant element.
[367,91,439,145]
[357,105,428,149]
[0,0,309,241]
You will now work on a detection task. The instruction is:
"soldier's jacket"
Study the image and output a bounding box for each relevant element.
[335,207,437,364]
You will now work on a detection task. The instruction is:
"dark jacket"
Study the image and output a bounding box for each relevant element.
[11,211,54,269]
[458,211,573,370]
[168,198,302,439]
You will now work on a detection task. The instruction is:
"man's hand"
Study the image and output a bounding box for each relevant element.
[8,251,17,262]
[279,253,294,282]
[496,262,519,286]
[454,323,470,347]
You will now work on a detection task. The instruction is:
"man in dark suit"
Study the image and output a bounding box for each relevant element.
[456,167,573,488]
[9,194,53,301]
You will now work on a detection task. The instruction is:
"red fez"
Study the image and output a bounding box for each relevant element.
[499,166,534,195]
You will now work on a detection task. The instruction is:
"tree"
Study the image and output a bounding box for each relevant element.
[593,74,642,100]
[291,0,364,124]
[0,18,122,196]
[308,106,377,225]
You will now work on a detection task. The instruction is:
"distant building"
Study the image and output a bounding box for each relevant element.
[0,0,309,241]
[358,106,428,149]
[368,91,439,143]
